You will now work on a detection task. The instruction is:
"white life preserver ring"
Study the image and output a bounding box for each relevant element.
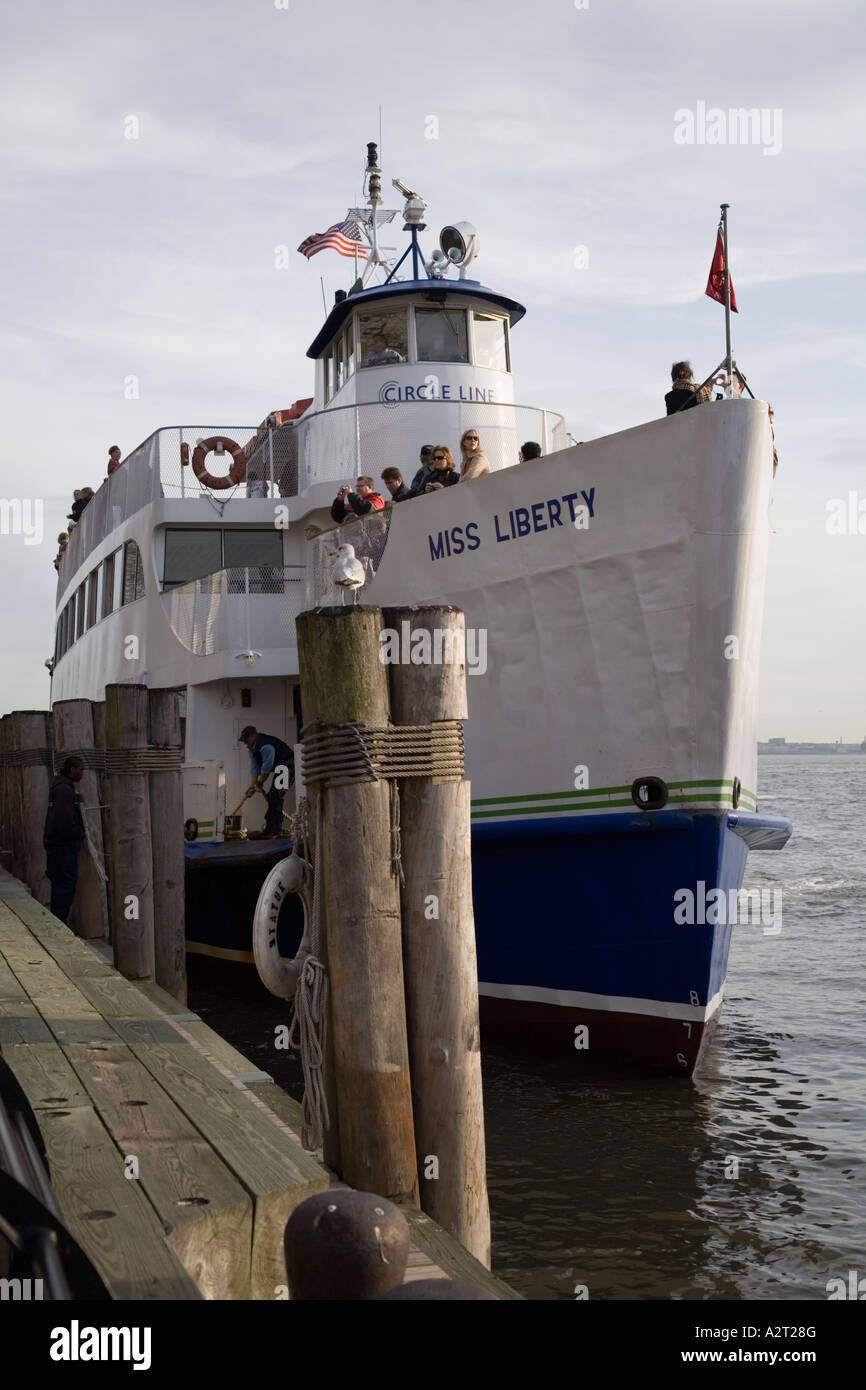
[252,853,309,999]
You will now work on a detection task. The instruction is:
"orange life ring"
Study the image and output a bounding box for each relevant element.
[191,436,247,490]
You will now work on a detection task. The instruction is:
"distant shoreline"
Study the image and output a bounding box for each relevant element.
[759,743,866,754]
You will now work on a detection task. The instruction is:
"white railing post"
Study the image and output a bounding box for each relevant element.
[244,567,251,655]
[268,429,275,495]
[179,427,185,499]
[541,410,550,454]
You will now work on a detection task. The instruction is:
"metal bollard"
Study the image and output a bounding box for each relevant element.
[284,1190,410,1300]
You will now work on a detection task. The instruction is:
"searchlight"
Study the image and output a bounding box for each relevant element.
[439,222,479,278]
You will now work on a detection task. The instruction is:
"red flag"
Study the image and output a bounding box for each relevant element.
[705,229,738,311]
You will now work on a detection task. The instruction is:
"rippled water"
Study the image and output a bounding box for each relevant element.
[190,755,866,1301]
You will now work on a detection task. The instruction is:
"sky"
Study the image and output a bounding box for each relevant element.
[0,0,863,739]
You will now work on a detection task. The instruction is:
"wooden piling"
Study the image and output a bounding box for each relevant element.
[11,711,52,905]
[148,688,187,1003]
[384,606,491,1267]
[104,684,155,980]
[52,699,109,941]
[296,607,418,1204]
[0,714,14,875]
[92,700,112,937]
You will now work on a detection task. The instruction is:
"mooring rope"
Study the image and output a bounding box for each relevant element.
[287,794,330,1152]
[300,721,464,786]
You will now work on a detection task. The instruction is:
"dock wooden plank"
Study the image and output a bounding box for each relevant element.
[62,1039,254,1300]
[399,1205,523,1299]
[1,914,242,1297]
[71,973,328,1299]
[33,1103,200,1300]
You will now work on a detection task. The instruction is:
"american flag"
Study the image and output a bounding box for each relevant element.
[297,218,368,261]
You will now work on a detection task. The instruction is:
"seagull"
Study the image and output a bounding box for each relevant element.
[331,543,366,604]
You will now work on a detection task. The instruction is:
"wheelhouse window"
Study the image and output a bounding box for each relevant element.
[344,323,355,379]
[358,310,407,368]
[163,530,221,586]
[472,312,509,371]
[415,308,469,364]
[75,584,86,639]
[122,539,145,604]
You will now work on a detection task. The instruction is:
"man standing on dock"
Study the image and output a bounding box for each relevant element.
[239,727,294,838]
[43,756,86,923]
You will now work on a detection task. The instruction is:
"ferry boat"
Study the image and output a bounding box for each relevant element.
[50,145,791,1074]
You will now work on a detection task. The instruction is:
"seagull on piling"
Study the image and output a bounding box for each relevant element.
[331,543,366,604]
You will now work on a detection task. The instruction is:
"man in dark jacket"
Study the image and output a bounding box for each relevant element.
[381,467,412,504]
[43,756,86,923]
[239,726,294,837]
[408,445,435,494]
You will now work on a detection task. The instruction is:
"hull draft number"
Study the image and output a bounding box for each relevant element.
[191,435,247,490]
[253,853,309,999]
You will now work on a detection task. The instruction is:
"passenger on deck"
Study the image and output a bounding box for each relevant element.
[519,441,542,462]
[423,447,460,493]
[381,467,412,505]
[245,470,267,498]
[54,532,68,571]
[330,476,385,524]
[459,430,490,481]
[665,362,711,415]
[67,488,94,525]
[408,445,435,495]
[107,445,122,475]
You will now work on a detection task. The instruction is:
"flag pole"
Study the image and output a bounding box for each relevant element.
[720,202,733,395]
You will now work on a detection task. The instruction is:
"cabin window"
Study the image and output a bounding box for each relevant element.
[224,529,284,591]
[358,310,407,368]
[163,530,221,586]
[86,571,99,629]
[415,308,469,364]
[322,354,331,404]
[472,312,509,371]
[334,335,346,392]
[102,552,115,617]
[122,539,145,604]
[75,584,86,639]
[111,546,124,612]
[63,600,73,654]
[94,564,105,621]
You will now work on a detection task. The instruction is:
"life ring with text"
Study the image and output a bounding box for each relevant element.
[252,853,310,999]
[191,435,247,490]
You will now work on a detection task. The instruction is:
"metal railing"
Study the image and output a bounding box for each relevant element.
[57,400,567,596]
[305,511,393,608]
[57,425,256,593]
[162,565,306,656]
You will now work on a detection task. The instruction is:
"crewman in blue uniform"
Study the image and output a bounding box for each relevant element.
[239,725,295,838]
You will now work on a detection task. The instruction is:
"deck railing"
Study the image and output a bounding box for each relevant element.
[162,565,306,656]
[57,400,566,595]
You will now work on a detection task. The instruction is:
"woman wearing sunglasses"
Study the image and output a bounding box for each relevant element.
[459,429,490,481]
[422,446,461,492]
